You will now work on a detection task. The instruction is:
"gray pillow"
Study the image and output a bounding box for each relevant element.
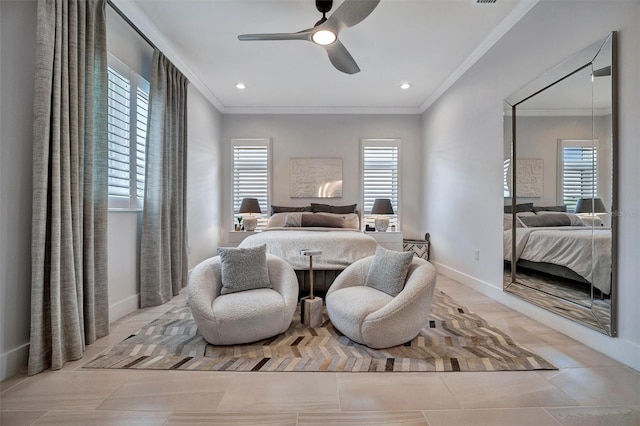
[271,205,312,215]
[504,203,534,214]
[310,203,357,214]
[533,205,567,213]
[365,246,414,297]
[519,213,572,227]
[217,244,271,295]
[300,213,345,228]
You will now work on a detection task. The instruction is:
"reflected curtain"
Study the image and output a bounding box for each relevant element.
[140,50,188,307]
[29,0,109,375]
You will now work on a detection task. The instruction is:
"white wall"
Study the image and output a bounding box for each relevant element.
[187,86,224,270]
[422,0,640,369]
[220,114,424,239]
[0,0,37,382]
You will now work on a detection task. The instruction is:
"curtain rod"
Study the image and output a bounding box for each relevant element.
[107,0,157,51]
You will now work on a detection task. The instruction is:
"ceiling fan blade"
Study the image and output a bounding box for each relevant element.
[325,0,380,33]
[238,29,313,42]
[323,39,360,74]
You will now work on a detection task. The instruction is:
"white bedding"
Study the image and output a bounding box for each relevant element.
[504,227,612,295]
[238,228,377,270]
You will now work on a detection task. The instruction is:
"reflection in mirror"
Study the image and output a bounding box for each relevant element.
[503,33,616,336]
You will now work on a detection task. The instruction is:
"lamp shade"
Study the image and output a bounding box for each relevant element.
[370,198,394,215]
[575,197,607,214]
[239,198,262,214]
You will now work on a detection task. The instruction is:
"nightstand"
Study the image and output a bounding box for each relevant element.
[365,231,403,251]
[227,231,258,247]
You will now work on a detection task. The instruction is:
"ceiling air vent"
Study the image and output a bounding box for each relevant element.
[475,0,498,4]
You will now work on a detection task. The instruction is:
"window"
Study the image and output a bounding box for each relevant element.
[361,139,400,230]
[107,55,149,209]
[558,139,598,212]
[231,139,271,229]
[503,158,511,197]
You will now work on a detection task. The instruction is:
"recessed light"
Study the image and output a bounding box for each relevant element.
[400,82,411,90]
[235,82,246,90]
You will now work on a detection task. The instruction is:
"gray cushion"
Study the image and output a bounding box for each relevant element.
[310,203,357,214]
[533,205,567,213]
[504,203,534,214]
[271,205,312,215]
[301,213,345,228]
[364,245,414,297]
[217,244,272,295]
[519,213,571,227]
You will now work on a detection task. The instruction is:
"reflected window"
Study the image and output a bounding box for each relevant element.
[558,139,598,212]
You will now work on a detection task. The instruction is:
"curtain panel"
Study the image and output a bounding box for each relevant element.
[29,0,109,375]
[140,50,189,307]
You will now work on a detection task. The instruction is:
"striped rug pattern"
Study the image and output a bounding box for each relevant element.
[84,290,555,372]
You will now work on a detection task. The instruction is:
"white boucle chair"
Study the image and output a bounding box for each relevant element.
[326,256,437,349]
[188,254,299,345]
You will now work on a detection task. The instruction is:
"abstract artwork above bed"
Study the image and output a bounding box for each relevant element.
[289,158,342,198]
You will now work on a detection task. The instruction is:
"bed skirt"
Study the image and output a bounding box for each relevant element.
[295,269,342,296]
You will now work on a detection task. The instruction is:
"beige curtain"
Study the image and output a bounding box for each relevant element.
[140,50,189,307]
[29,0,109,375]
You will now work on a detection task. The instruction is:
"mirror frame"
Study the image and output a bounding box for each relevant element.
[503,32,617,336]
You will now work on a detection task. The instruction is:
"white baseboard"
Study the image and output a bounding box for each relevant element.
[109,293,140,323]
[0,343,29,382]
[432,261,640,371]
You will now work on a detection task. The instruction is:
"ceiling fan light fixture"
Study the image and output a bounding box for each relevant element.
[312,29,337,45]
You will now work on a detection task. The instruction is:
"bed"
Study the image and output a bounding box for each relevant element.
[503,212,612,295]
[238,208,378,293]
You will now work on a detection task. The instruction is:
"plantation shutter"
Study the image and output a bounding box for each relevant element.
[232,140,270,224]
[560,140,598,212]
[107,67,132,206]
[107,60,149,210]
[135,83,149,204]
[363,144,399,215]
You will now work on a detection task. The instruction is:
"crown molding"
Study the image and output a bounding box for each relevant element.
[222,106,423,115]
[419,0,539,113]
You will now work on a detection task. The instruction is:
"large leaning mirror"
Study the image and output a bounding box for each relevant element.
[503,32,617,336]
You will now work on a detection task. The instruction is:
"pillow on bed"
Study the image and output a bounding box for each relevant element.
[300,213,345,228]
[283,213,303,227]
[270,205,312,215]
[503,213,525,230]
[217,244,271,295]
[519,213,584,227]
[365,245,414,297]
[316,212,359,229]
[266,212,289,228]
[310,203,357,214]
[533,205,567,213]
[504,203,534,214]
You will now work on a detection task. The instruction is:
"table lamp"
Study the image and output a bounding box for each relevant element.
[371,198,394,232]
[575,197,607,227]
[239,198,261,231]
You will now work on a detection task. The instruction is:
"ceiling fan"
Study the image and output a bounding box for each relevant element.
[238,0,380,74]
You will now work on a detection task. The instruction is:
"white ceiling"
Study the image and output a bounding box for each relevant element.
[115,0,536,113]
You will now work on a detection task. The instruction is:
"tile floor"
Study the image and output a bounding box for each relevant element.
[1,275,639,425]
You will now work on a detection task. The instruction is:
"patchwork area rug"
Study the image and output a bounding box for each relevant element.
[84,290,556,372]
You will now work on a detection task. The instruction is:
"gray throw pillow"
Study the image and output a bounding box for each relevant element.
[217,244,272,295]
[300,213,345,228]
[365,246,414,297]
[310,203,357,214]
